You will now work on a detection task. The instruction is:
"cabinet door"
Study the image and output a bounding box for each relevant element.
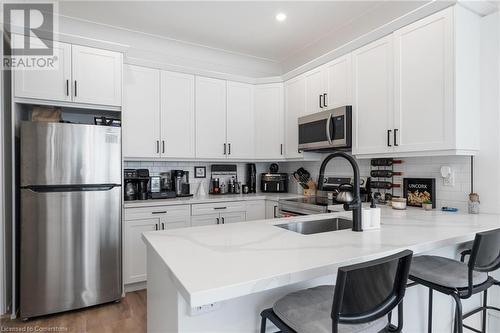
[226,81,254,159]
[326,54,352,109]
[72,45,122,106]
[221,211,246,224]
[161,71,195,158]
[393,8,453,152]
[14,39,72,102]
[305,68,327,115]
[123,217,160,284]
[284,76,305,158]
[246,200,266,221]
[123,65,161,158]
[254,83,285,159]
[195,77,227,158]
[352,36,394,155]
[191,214,220,227]
[265,200,279,219]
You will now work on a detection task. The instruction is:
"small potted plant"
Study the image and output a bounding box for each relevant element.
[422,200,433,211]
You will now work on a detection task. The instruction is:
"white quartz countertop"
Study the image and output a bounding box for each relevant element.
[142,207,500,307]
[124,193,302,208]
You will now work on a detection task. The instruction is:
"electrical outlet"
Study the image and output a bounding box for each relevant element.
[443,172,455,186]
[190,302,221,316]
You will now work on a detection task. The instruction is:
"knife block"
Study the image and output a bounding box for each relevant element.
[303,180,317,196]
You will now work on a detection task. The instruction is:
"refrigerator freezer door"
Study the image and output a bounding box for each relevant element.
[21,122,121,186]
[20,186,122,318]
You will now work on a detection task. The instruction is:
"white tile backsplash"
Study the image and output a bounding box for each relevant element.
[125,155,472,210]
[123,160,273,195]
[280,155,472,211]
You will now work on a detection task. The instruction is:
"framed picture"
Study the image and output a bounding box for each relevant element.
[403,178,436,208]
[194,166,206,178]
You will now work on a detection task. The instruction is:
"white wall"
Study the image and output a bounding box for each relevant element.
[475,11,500,214]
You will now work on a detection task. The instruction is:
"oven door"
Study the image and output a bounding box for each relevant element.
[298,106,351,151]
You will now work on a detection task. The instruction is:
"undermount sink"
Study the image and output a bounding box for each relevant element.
[275,218,353,235]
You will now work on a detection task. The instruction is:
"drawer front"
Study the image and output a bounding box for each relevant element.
[191,214,220,227]
[191,201,246,216]
[124,205,190,220]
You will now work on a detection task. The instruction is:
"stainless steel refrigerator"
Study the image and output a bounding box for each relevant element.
[20,121,122,319]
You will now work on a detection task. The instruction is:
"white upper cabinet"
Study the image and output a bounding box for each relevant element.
[72,45,122,106]
[123,65,161,159]
[161,71,195,158]
[284,76,305,159]
[353,6,480,158]
[326,54,352,109]
[304,68,327,115]
[226,81,254,159]
[195,77,227,159]
[393,8,454,153]
[14,42,122,108]
[352,36,394,156]
[14,39,72,102]
[254,83,285,159]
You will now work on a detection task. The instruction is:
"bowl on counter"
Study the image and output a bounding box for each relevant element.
[391,197,407,210]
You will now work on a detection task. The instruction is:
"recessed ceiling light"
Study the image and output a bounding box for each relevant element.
[275,13,287,22]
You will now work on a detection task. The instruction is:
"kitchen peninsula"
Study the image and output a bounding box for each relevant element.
[142,207,500,333]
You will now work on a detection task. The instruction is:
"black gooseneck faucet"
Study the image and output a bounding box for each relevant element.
[317,152,363,232]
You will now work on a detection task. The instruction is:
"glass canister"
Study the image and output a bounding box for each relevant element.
[468,193,480,214]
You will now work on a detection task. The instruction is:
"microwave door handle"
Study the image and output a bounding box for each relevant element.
[326,114,333,145]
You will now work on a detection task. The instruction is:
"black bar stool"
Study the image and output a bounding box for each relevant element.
[259,250,413,333]
[409,228,500,333]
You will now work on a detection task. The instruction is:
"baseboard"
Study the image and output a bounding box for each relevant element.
[124,281,146,293]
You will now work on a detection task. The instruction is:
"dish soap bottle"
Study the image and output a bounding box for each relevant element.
[468,193,480,214]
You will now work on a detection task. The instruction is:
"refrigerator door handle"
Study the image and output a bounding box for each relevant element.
[23,184,120,193]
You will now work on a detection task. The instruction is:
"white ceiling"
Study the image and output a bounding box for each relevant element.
[59,1,431,63]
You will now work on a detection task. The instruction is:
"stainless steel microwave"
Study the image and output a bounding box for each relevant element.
[298,106,352,151]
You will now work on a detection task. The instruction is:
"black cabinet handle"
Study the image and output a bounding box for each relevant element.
[74,80,77,97]
[273,205,277,218]
[156,141,160,153]
[162,140,165,154]
[280,144,283,155]
[394,129,399,146]
[216,217,220,225]
[228,143,231,155]
[152,211,166,214]
[319,95,323,109]
[223,143,226,155]
[323,93,327,108]
[161,222,165,230]
[214,207,227,210]
[155,224,158,231]
[221,217,225,224]
[66,80,69,96]
[387,130,392,147]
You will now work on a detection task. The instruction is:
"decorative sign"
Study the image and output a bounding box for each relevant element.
[403,178,436,208]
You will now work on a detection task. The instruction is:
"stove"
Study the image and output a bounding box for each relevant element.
[278,176,370,217]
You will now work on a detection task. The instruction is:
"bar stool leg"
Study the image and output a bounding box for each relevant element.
[260,315,267,333]
[482,290,488,333]
[451,293,464,333]
[428,288,433,333]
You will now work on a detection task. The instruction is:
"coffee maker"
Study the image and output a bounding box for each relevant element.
[171,170,192,197]
[124,169,149,201]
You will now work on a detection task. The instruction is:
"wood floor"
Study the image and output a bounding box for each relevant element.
[0,290,146,333]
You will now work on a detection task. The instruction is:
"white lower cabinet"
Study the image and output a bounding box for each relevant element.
[245,200,266,221]
[265,200,279,219]
[191,201,247,226]
[123,205,190,285]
